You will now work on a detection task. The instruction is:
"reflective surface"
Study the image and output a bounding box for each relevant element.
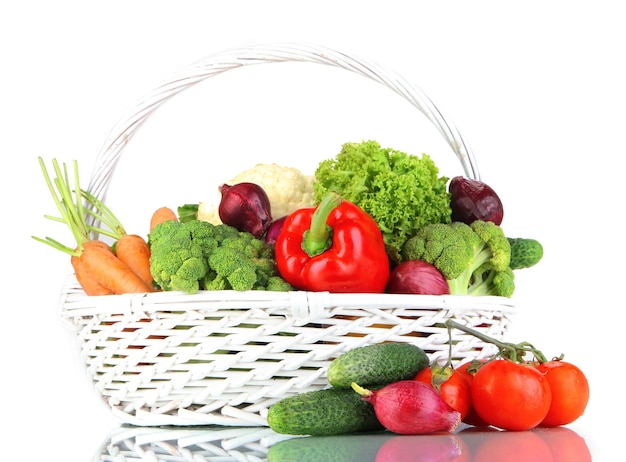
[5,2,623,462]
[96,424,592,461]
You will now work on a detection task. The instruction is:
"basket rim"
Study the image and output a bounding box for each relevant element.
[58,273,515,326]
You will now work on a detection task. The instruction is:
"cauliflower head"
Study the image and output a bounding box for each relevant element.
[197,163,316,225]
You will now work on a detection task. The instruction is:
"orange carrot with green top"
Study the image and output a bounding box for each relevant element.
[34,157,154,295]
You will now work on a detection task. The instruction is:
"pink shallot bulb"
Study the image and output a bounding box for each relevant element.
[352,380,461,435]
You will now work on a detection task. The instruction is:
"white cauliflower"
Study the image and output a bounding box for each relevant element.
[197,163,316,225]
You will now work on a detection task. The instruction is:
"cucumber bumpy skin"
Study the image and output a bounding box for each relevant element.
[267,387,384,436]
[326,342,429,389]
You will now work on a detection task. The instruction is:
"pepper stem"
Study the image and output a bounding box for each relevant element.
[445,319,548,363]
[301,192,342,257]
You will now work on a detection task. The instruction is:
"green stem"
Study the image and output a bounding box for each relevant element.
[445,319,548,363]
[300,192,342,257]
[81,189,127,239]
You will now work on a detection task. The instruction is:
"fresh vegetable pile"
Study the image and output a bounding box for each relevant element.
[34,141,585,438]
[267,322,589,436]
[35,140,543,297]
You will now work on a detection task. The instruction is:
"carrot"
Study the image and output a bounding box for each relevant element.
[72,255,114,295]
[150,206,178,232]
[79,245,153,294]
[115,233,154,289]
[35,158,154,295]
[70,240,115,295]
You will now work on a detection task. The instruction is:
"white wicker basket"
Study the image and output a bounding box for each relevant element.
[59,42,516,427]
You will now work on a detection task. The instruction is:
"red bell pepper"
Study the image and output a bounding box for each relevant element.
[275,192,390,293]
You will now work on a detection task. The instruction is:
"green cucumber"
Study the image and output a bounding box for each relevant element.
[267,387,384,436]
[267,432,392,462]
[327,342,429,388]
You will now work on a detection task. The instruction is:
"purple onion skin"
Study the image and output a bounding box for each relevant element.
[386,260,450,295]
[449,176,504,226]
[218,182,273,238]
[264,216,287,246]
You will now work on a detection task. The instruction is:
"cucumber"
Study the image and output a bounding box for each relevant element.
[267,387,384,436]
[267,432,392,462]
[327,342,429,389]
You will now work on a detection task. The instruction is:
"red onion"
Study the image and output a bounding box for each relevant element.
[218,182,272,238]
[449,176,504,225]
[386,260,450,295]
[352,380,461,435]
[264,216,287,246]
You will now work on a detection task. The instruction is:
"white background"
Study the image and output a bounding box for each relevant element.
[2,1,624,460]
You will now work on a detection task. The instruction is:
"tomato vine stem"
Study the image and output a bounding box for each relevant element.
[445,319,548,363]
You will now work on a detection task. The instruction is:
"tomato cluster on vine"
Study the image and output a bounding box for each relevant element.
[417,320,590,431]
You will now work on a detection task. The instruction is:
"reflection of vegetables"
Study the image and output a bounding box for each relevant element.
[198,163,315,225]
[402,220,514,297]
[275,192,390,293]
[508,237,544,270]
[148,219,291,293]
[314,140,451,262]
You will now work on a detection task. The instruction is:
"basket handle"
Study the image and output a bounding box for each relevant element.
[86,42,479,205]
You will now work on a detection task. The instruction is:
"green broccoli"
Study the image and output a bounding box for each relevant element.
[314,140,451,262]
[508,237,544,270]
[148,219,292,294]
[402,220,514,297]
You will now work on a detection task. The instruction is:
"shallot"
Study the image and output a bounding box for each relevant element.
[352,380,461,435]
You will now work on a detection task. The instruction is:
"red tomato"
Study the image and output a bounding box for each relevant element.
[457,361,490,427]
[471,359,552,431]
[534,360,589,427]
[414,366,471,420]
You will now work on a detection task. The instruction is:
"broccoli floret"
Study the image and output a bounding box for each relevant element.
[149,219,291,294]
[208,246,259,291]
[508,237,544,270]
[265,276,293,292]
[401,220,515,297]
[314,140,451,262]
[402,222,477,279]
[149,219,215,293]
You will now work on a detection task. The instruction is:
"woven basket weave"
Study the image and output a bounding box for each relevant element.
[59,43,515,427]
